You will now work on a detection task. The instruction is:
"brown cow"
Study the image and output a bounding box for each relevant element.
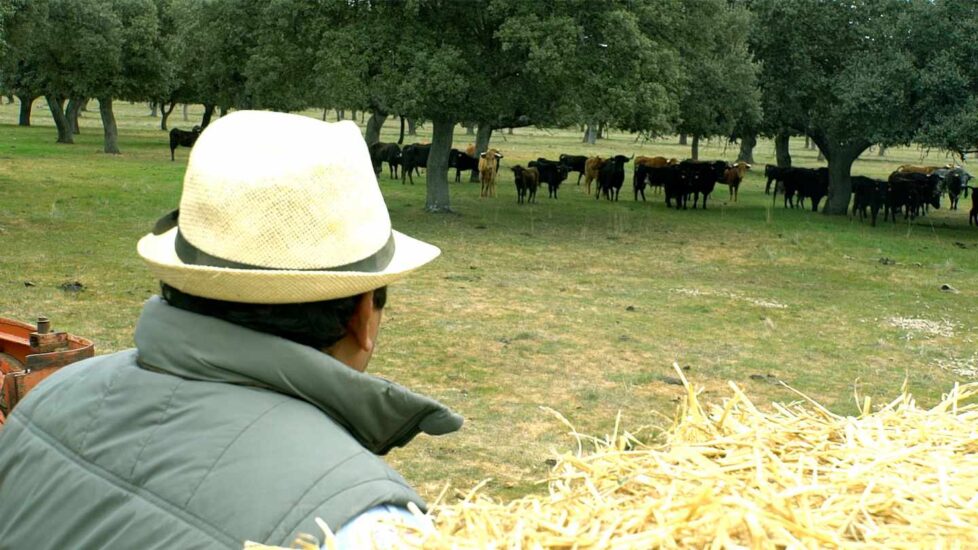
[583,156,607,195]
[719,161,751,201]
[512,165,541,204]
[635,156,678,169]
[479,148,503,198]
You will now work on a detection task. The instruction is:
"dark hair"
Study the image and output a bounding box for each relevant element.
[160,283,387,350]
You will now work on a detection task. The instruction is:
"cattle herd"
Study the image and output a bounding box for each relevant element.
[764,163,975,226]
[364,141,977,227]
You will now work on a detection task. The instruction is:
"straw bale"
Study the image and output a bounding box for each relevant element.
[246,368,978,549]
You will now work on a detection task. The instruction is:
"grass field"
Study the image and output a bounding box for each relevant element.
[1,100,976,501]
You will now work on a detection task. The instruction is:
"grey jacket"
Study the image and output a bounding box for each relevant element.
[0,297,462,549]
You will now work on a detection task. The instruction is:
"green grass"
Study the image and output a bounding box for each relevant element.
[1,100,977,501]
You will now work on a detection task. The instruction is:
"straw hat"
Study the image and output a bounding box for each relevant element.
[138,110,440,304]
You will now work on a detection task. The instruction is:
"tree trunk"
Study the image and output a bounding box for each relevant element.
[425,119,454,213]
[737,132,756,164]
[507,127,513,135]
[691,135,700,160]
[336,109,344,121]
[407,118,417,136]
[471,124,492,182]
[66,98,84,134]
[597,121,605,139]
[351,110,357,122]
[219,105,228,117]
[878,145,886,157]
[583,123,597,144]
[322,108,328,121]
[365,112,387,146]
[182,103,189,121]
[465,124,475,135]
[17,95,35,126]
[201,104,216,128]
[161,100,176,130]
[99,97,121,154]
[46,95,73,144]
[804,136,810,149]
[149,101,158,117]
[775,131,791,167]
[679,133,688,145]
[816,138,870,215]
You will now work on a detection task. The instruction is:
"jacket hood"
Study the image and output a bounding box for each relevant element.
[134,296,462,455]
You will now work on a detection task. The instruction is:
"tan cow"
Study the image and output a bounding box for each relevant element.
[583,156,607,195]
[479,148,503,198]
[897,164,947,175]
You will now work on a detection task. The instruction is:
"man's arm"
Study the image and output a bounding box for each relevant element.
[328,504,429,549]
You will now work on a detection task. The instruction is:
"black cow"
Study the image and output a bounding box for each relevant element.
[678,160,726,209]
[850,176,887,226]
[400,143,431,185]
[596,155,631,201]
[655,165,688,209]
[633,164,651,201]
[886,171,941,222]
[943,167,972,210]
[368,142,402,179]
[558,154,588,185]
[764,164,790,195]
[169,126,201,161]
[776,167,828,211]
[448,149,479,183]
[969,187,977,226]
[794,168,830,212]
[529,158,569,199]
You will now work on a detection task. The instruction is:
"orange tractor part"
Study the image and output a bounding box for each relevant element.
[0,316,95,425]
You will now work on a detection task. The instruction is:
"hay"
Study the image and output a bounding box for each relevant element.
[246,366,978,548]
[384,367,978,548]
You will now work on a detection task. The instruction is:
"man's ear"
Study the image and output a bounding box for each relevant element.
[347,290,376,352]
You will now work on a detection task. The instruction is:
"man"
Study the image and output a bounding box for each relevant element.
[0,111,463,548]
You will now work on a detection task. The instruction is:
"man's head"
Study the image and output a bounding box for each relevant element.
[139,110,439,303]
[137,111,439,367]
[160,283,386,371]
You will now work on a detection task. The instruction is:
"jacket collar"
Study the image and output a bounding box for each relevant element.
[134,296,462,455]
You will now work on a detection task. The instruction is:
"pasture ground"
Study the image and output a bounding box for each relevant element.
[1,100,976,501]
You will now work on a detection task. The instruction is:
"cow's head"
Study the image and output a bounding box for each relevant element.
[733,161,751,174]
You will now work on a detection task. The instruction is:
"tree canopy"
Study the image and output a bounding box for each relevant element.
[748,0,978,213]
[2,0,978,214]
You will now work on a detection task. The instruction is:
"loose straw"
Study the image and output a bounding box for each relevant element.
[248,367,978,549]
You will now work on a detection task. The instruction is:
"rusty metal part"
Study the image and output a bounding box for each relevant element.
[0,316,95,423]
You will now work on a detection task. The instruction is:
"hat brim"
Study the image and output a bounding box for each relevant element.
[138,227,440,304]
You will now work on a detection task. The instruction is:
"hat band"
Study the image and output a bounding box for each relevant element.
[154,209,396,273]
